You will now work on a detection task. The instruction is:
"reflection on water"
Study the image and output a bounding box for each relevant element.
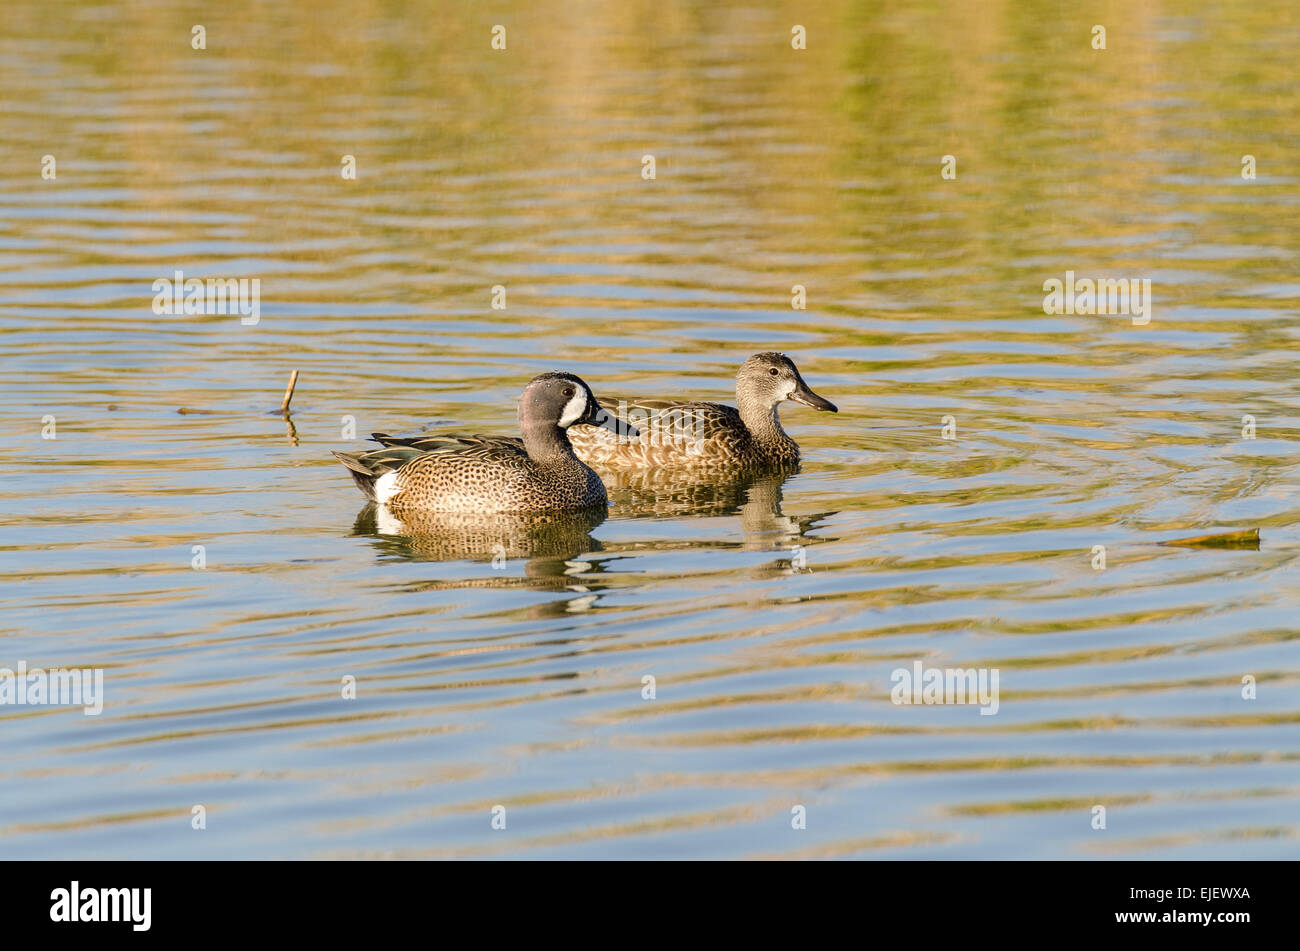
[607,464,791,518]
[2,0,1299,859]
[353,503,606,566]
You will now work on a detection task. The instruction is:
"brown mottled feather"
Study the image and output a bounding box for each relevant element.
[568,397,798,469]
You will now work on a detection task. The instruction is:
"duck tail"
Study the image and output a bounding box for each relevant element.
[332,450,380,501]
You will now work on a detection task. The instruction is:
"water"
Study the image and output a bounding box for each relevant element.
[2,0,1298,859]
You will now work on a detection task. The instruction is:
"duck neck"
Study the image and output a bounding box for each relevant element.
[521,418,578,465]
[737,392,789,449]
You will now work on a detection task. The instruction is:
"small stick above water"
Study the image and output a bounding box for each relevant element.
[280,370,300,416]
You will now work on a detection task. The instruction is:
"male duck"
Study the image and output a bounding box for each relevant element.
[335,372,636,514]
[566,352,836,469]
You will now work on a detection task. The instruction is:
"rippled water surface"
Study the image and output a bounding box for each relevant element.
[2,0,1299,859]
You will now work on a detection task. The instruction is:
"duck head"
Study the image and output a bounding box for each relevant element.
[520,372,639,436]
[736,352,838,413]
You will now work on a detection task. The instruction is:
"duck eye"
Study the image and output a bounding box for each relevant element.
[768,367,779,376]
[563,388,574,397]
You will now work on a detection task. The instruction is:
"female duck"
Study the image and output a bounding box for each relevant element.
[566,352,837,469]
[335,372,636,514]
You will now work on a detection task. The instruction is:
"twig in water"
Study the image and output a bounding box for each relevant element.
[280,370,300,417]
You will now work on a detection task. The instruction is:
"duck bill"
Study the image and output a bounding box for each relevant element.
[588,406,640,437]
[788,381,838,413]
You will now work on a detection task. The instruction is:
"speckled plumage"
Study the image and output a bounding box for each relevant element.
[567,352,837,470]
[333,372,635,514]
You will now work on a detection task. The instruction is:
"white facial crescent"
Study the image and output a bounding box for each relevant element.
[558,388,588,427]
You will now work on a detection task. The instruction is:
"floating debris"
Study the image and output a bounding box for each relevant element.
[1160,529,1260,549]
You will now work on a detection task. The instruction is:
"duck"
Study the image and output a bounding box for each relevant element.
[334,372,637,514]
[565,352,837,469]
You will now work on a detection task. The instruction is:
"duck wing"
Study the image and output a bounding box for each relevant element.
[588,398,741,438]
[371,432,528,461]
[334,445,426,476]
[568,399,746,467]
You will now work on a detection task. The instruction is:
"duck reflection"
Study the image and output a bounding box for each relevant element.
[349,466,838,592]
[350,503,606,579]
[603,464,836,553]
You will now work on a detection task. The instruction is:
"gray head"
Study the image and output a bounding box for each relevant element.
[736,352,838,413]
[519,372,638,436]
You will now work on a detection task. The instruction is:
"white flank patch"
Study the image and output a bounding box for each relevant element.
[375,471,400,504]
[558,388,588,427]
